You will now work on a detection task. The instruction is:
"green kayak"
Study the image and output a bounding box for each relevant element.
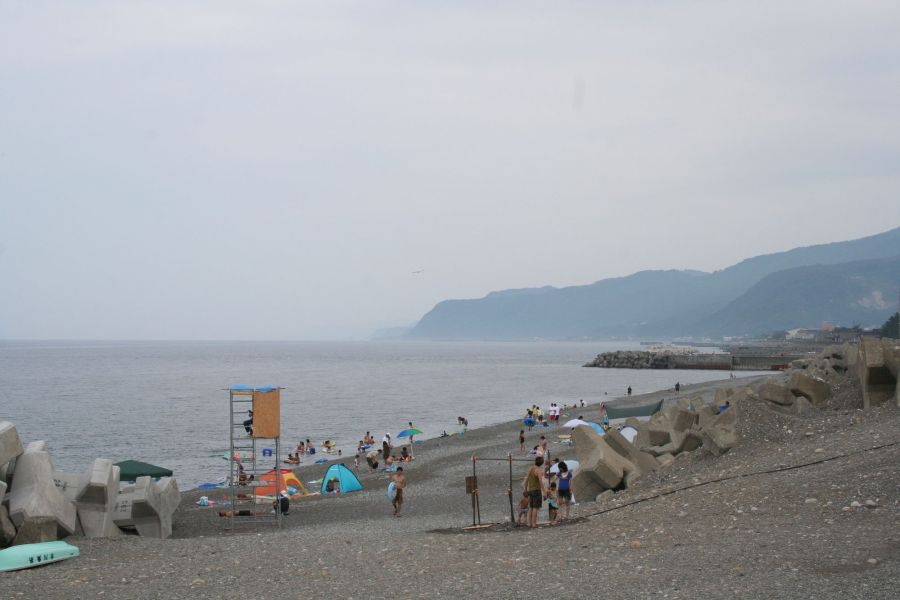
[0,541,80,572]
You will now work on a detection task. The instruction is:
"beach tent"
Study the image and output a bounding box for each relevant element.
[320,464,363,494]
[586,422,606,435]
[115,460,173,482]
[256,468,307,497]
[605,398,664,420]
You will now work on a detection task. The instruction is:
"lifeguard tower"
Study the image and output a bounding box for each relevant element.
[227,385,283,529]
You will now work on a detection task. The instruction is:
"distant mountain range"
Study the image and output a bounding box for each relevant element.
[406,227,900,340]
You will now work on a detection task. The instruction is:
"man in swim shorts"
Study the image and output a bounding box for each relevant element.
[523,457,545,528]
[392,467,407,517]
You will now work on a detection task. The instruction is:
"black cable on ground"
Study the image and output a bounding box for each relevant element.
[580,439,900,520]
[437,439,900,534]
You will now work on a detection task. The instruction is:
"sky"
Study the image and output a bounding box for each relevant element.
[1,1,899,340]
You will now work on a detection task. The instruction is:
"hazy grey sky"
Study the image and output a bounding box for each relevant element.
[2,1,899,339]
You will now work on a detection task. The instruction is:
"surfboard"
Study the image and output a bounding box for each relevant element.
[387,481,397,500]
[0,541,80,572]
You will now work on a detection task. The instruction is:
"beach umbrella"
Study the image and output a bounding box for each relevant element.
[562,419,588,428]
[396,428,423,438]
[620,426,638,443]
[549,460,580,474]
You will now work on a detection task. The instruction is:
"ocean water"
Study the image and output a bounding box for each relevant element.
[0,340,763,488]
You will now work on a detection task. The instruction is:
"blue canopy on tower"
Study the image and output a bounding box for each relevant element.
[229,385,279,392]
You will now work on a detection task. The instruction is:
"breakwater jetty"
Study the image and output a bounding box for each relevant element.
[584,348,808,371]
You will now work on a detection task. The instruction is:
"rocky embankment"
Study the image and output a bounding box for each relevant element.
[584,350,681,369]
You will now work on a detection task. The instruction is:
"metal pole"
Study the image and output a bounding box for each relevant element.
[470,455,477,527]
[474,457,481,525]
[507,452,515,525]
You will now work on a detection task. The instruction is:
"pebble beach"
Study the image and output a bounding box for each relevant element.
[3,375,899,599]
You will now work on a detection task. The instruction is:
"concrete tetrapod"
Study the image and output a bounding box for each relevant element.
[758,381,796,407]
[113,476,179,539]
[788,371,832,406]
[603,428,660,476]
[75,460,122,538]
[6,444,77,539]
[572,426,632,491]
[0,506,15,548]
[698,406,738,456]
[0,422,24,469]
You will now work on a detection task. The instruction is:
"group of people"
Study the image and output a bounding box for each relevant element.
[356,430,415,472]
[519,431,550,457]
[518,456,573,528]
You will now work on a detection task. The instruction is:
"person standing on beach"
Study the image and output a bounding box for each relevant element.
[556,462,572,520]
[519,430,526,454]
[523,457,545,528]
[391,467,407,517]
[538,435,548,458]
[627,385,632,396]
[382,433,392,462]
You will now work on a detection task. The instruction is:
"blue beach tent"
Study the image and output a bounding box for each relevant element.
[320,464,363,494]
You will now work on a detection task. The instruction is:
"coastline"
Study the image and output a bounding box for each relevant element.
[5,371,900,599]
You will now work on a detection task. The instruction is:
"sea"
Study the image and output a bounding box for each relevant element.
[0,340,765,489]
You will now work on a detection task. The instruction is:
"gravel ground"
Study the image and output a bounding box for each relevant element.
[2,375,898,599]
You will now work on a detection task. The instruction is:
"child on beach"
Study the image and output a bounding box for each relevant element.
[517,491,529,525]
[546,482,559,525]
[519,430,525,454]
[391,467,407,517]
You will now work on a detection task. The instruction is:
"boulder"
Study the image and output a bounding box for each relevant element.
[7,445,77,538]
[572,427,629,490]
[788,371,832,406]
[0,506,16,548]
[12,516,56,546]
[602,429,660,476]
[759,381,795,406]
[595,490,614,503]
[699,406,738,456]
[0,422,24,468]
[793,396,815,416]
